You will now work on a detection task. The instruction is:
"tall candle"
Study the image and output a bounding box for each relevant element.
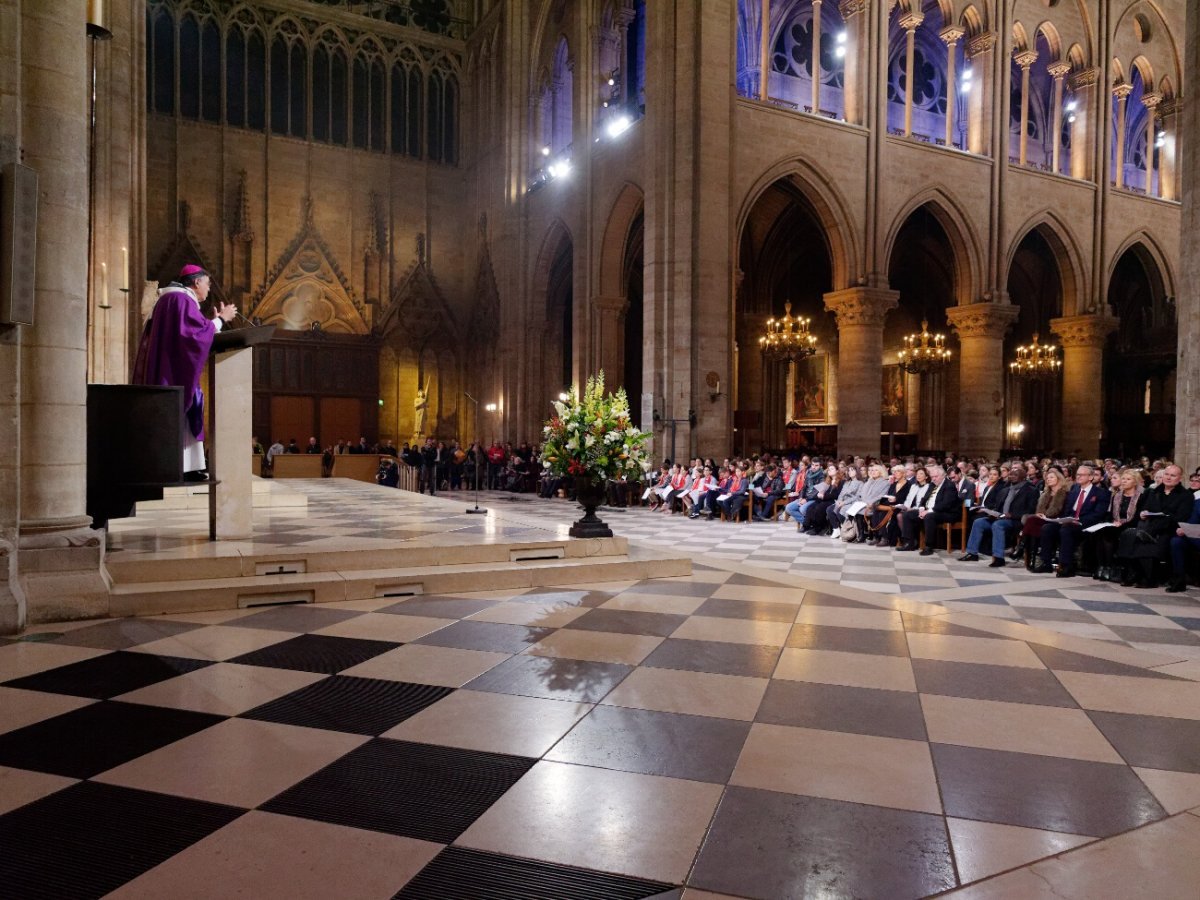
[120,246,128,291]
[99,261,110,308]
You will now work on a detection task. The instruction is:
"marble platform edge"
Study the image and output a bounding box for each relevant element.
[104,536,631,584]
[105,552,690,619]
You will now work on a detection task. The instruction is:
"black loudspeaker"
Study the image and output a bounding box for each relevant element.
[0,163,37,326]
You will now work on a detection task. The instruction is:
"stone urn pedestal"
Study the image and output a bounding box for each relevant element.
[568,475,614,538]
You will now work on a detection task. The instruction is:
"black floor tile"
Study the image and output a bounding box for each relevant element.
[2,651,210,699]
[395,846,675,899]
[229,633,399,674]
[690,785,956,899]
[261,738,535,843]
[241,675,452,735]
[0,781,243,900]
[0,700,225,778]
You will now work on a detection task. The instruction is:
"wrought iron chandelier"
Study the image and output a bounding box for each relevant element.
[759,302,817,362]
[1009,333,1061,380]
[897,320,951,374]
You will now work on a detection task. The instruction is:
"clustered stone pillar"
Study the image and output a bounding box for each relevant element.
[1048,62,1070,174]
[940,26,963,147]
[1014,49,1037,166]
[823,287,898,459]
[1174,3,1199,468]
[17,0,108,623]
[1142,91,1161,197]
[1112,82,1132,188]
[900,12,924,137]
[946,303,1018,459]
[1051,314,1118,460]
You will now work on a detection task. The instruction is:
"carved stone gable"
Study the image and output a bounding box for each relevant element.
[379,251,458,351]
[151,200,228,304]
[249,198,367,334]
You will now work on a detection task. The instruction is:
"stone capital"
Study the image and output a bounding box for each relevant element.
[1068,67,1099,91]
[1047,62,1071,80]
[591,294,629,315]
[939,25,965,46]
[1112,82,1133,100]
[945,303,1020,340]
[899,12,924,32]
[1159,97,1182,118]
[1142,91,1163,110]
[1050,314,1119,348]
[838,0,867,18]
[965,32,996,59]
[823,288,899,327]
[1013,49,1038,69]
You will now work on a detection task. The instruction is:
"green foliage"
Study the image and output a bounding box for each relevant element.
[540,372,652,480]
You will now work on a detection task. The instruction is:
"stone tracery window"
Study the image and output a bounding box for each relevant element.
[770,0,845,116]
[144,1,460,165]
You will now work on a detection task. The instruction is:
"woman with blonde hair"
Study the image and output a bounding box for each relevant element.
[1011,465,1068,570]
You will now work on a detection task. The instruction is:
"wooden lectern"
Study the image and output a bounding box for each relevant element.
[207,325,274,540]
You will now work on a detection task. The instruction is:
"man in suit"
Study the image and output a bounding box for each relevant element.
[898,465,962,555]
[1034,464,1110,577]
[959,467,1039,567]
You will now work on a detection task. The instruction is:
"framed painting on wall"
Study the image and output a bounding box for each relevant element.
[791,353,828,423]
[881,364,906,416]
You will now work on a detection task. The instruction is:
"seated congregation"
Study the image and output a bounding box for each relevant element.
[618,454,1200,594]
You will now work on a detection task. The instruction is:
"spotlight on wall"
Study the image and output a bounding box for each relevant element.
[835,31,847,58]
[547,159,571,179]
[1067,113,1077,123]
[485,402,498,412]
[608,77,616,87]
[606,115,633,139]
[540,146,551,157]
[558,392,569,402]
[1065,99,1077,112]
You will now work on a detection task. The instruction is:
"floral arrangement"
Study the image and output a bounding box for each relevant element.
[541,373,651,480]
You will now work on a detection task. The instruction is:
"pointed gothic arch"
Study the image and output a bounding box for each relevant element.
[883,190,983,306]
[1005,210,1087,316]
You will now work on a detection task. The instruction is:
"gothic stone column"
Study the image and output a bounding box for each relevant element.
[1176,4,1200,468]
[946,303,1019,459]
[824,287,898,458]
[1051,314,1118,460]
[17,0,108,624]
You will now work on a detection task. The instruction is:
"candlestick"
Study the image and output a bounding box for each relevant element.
[99,261,111,309]
[120,246,128,292]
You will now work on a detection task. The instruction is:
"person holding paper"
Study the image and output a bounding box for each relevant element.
[1117,465,1193,588]
[1013,466,1068,569]
[1092,469,1144,582]
[1166,495,1200,593]
[825,466,865,535]
[897,465,962,555]
[959,466,1037,566]
[843,464,890,539]
[752,465,786,521]
[1033,465,1110,577]
[717,465,751,521]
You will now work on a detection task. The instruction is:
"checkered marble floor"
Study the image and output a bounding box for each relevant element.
[5,569,1200,898]
[489,492,1200,662]
[107,481,568,558]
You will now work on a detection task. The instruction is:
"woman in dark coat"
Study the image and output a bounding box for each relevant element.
[1117,465,1193,588]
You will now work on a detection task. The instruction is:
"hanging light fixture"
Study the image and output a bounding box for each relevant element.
[1009,333,1061,380]
[898,320,951,374]
[758,301,817,362]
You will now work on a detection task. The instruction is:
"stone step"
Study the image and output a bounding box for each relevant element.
[107,552,690,618]
[105,537,630,585]
[136,477,308,511]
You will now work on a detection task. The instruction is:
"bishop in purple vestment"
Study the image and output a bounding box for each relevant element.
[133,265,238,477]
